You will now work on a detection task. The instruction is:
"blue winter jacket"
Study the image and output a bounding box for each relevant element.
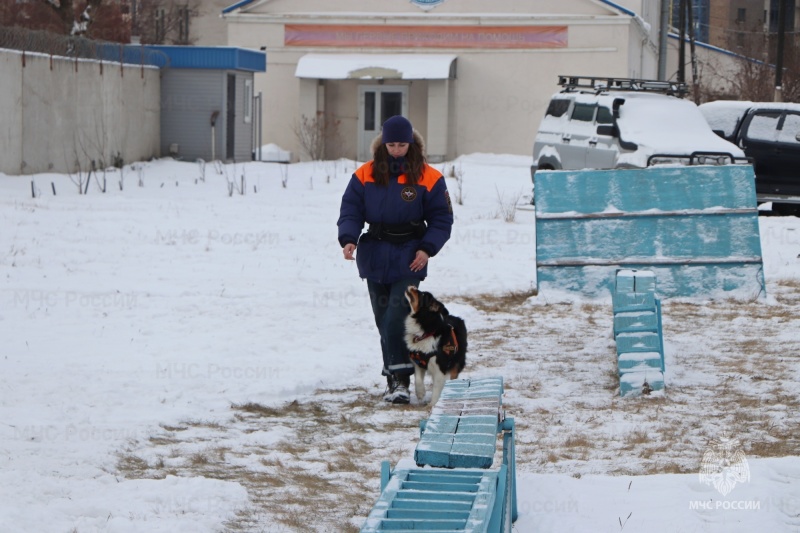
[338,160,453,283]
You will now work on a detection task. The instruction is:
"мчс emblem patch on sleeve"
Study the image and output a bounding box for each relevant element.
[401,186,417,202]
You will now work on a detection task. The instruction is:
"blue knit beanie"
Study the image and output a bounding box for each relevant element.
[382,115,414,144]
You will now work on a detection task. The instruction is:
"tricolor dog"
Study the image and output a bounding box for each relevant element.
[404,286,468,406]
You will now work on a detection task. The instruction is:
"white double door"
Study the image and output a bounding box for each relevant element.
[357,85,408,162]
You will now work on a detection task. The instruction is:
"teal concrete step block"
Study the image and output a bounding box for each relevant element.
[618,351,664,374]
[452,432,496,448]
[449,433,498,468]
[448,444,495,468]
[430,398,501,419]
[460,404,501,418]
[615,331,662,354]
[414,433,455,468]
[634,270,656,293]
[455,426,498,440]
[615,269,636,293]
[620,370,665,397]
[440,377,504,398]
[614,310,659,335]
[455,415,498,434]
[613,291,656,313]
[615,268,656,294]
[421,415,460,435]
[430,399,471,417]
[442,385,503,402]
[440,379,469,396]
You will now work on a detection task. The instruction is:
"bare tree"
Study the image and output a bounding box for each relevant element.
[696,16,800,104]
[39,0,105,37]
[1,1,198,44]
[131,0,201,45]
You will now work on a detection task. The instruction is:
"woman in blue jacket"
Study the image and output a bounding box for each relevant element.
[338,115,454,404]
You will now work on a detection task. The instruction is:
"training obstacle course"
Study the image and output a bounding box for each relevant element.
[534,164,766,299]
[613,269,665,397]
[361,377,517,532]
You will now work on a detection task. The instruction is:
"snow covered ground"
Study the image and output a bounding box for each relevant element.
[1,155,799,532]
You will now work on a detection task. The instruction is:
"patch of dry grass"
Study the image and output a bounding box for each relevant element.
[116,387,420,531]
[112,283,800,531]
[459,289,538,313]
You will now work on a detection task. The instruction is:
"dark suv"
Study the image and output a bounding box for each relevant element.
[700,100,800,216]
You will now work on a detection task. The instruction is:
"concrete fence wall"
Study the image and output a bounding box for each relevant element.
[0,48,161,176]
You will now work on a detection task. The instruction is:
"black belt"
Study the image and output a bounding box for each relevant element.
[367,221,426,244]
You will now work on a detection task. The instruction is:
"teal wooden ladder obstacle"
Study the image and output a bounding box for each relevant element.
[361,377,518,532]
[613,269,665,397]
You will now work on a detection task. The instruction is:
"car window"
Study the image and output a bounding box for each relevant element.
[571,103,595,122]
[746,112,781,142]
[777,112,800,144]
[546,99,570,118]
[596,106,613,124]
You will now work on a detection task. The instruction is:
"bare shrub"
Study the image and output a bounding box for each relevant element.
[450,164,465,205]
[495,186,522,222]
[293,113,342,161]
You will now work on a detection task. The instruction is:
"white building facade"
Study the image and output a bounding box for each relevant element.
[220,1,674,161]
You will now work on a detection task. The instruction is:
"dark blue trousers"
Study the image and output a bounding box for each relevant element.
[366,278,420,378]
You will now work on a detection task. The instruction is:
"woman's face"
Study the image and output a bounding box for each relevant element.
[385,142,410,158]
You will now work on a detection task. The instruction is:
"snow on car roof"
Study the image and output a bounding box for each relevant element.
[700,100,800,137]
[599,93,745,166]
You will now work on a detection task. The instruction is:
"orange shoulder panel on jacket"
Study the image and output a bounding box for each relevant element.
[417,164,444,192]
[354,162,375,185]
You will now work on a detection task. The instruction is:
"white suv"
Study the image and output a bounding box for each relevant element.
[531,76,747,196]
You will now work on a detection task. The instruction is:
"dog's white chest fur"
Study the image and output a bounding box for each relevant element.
[404,314,450,407]
[404,316,440,352]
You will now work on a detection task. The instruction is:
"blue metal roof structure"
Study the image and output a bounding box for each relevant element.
[144,45,266,72]
[222,0,256,14]
[597,0,637,17]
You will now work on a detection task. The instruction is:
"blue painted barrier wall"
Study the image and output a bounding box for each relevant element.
[534,165,766,299]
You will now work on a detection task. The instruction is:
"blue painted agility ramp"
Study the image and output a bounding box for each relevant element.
[361,377,517,532]
[534,165,766,299]
[613,269,666,397]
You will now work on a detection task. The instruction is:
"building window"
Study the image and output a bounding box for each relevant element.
[244,79,253,124]
[178,5,190,44]
[364,92,376,130]
[737,8,746,24]
[155,8,166,43]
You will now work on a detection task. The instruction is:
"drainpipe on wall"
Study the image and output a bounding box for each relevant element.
[257,92,263,161]
[210,111,220,161]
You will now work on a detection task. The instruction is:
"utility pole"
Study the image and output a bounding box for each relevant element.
[678,0,686,83]
[658,0,669,80]
[687,0,699,101]
[775,0,787,102]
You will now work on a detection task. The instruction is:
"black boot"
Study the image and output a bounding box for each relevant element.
[383,374,410,404]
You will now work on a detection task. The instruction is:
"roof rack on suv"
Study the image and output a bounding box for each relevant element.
[557,75,688,97]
